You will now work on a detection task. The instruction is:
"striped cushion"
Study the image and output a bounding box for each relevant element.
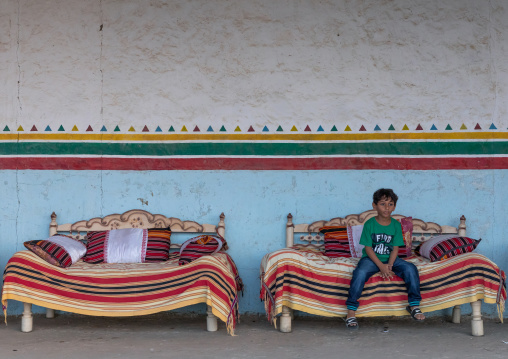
[319,226,351,258]
[144,228,172,262]
[83,228,171,263]
[179,235,225,265]
[418,235,481,262]
[24,235,86,268]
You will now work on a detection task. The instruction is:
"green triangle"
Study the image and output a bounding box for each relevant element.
[276,126,283,132]
[388,124,395,131]
[114,126,121,132]
[220,125,227,132]
[331,125,338,132]
[169,126,175,132]
[58,125,65,131]
[3,125,10,131]
[445,124,452,130]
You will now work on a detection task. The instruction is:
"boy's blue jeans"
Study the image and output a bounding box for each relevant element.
[346,256,422,311]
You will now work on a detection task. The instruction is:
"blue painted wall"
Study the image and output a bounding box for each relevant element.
[1,169,506,317]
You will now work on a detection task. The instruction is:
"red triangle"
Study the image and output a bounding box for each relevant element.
[142,125,149,132]
[304,125,311,131]
[248,126,255,132]
[30,125,38,131]
[474,123,482,130]
[359,125,366,131]
[193,126,200,132]
[86,125,93,131]
[416,124,423,130]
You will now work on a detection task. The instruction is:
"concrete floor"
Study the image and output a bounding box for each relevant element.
[0,313,507,359]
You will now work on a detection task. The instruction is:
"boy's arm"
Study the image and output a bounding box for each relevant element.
[364,247,395,279]
[387,246,399,268]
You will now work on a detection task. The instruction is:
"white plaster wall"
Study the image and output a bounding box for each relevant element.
[1,0,507,130]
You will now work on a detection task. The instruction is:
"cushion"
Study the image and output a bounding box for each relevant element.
[319,226,351,258]
[83,227,171,263]
[178,235,226,265]
[24,235,86,268]
[398,217,413,257]
[347,225,364,258]
[417,234,481,262]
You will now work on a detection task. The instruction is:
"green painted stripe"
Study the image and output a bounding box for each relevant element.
[1,141,507,156]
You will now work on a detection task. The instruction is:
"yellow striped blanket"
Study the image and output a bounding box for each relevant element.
[260,249,506,322]
[2,250,241,334]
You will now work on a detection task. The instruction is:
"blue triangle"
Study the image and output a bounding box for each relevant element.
[374,125,381,131]
[317,125,324,131]
[489,123,497,130]
[155,126,162,132]
[262,126,269,132]
[100,125,107,132]
[207,126,214,132]
[45,126,52,131]
[430,124,438,130]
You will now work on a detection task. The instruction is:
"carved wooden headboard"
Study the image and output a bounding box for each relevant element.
[285,209,466,248]
[49,209,225,249]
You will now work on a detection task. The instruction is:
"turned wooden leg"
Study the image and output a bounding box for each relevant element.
[452,305,461,323]
[46,308,55,318]
[206,305,218,332]
[471,300,484,336]
[21,302,33,333]
[279,305,292,333]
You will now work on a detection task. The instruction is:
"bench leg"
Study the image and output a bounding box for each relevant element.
[452,305,461,323]
[279,305,292,333]
[46,308,55,318]
[21,302,33,333]
[206,305,218,332]
[471,300,484,336]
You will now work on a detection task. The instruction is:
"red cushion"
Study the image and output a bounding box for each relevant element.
[24,235,86,268]
[178,235,225,265]
[418,235,481,262]
[319,226,351,258]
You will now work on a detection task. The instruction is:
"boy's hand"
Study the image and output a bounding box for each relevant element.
[379,264,395,280]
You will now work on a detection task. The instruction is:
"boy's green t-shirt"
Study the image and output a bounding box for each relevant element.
[360,217,404,262]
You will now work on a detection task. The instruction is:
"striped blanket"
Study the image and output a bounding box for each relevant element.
[2,250,241,334]
[260,249,506,323]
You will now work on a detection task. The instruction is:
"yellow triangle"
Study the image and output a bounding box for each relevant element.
[460,123,467,130]
[290,125,298,131]
[181,125,188,132]
[17,125,24,131]
[344,125,352,131]
[402,124,409,130]
[128,126,135,132]
[71,125,79,131]
[234,126,241,132]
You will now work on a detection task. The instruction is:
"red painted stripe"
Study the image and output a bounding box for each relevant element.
[1,156,508,170]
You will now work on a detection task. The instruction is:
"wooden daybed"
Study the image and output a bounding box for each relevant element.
[260,210,506,336]
[2,210,242,335]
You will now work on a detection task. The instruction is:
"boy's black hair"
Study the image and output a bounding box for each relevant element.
[373,188,398,205]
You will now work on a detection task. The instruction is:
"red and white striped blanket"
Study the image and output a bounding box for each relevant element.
[3,250,242,334]
[260,249,506,323]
